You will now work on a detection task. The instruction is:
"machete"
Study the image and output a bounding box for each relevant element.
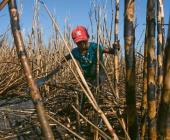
[24,65,62,94]
[36,65,62,87]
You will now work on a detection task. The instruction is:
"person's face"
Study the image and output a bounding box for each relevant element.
[76,41,88,51]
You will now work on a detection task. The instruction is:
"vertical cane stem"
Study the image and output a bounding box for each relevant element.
[8,0,54,139]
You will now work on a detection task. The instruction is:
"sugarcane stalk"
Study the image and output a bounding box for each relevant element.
[47,114,85,140]
[146,0,157,139]
[113,0,120,99]
[100,62,130,140]
[109,0,114,45]
[32,0,38,49]
[72,105,112,140]
[157,0,164,106]
[7,0,55,139]
[124,0,138,139]
[140,25,148,140]
[0,0,9,10]
[94,7,101,140]
[157,19,170,140]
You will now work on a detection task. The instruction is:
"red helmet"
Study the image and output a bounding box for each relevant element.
[71,26,89,43]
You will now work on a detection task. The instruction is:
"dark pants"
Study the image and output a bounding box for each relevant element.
[80,74,106,112]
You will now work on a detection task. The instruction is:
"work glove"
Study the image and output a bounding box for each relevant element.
[112,40,121,51]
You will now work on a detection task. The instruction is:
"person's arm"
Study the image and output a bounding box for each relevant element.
[48,54,71,75]
[103,48,115,54]
[36,53,72,87]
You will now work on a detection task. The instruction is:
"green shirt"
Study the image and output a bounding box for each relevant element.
[71,42,104,80]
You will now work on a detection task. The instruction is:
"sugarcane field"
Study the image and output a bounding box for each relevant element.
[0,0,170,139]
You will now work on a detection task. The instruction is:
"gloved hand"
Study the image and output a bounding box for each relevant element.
[112,40,121,51]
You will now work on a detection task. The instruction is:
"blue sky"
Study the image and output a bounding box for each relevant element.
[0,0,170,48]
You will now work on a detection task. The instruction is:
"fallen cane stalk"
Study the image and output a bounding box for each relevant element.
[0,73,15,94]
[101,62,131,139]
[47,114,85,140]
[111,108,131,140]
[72,105,112,140]
[100,61,119,101]
[65,60,117,139]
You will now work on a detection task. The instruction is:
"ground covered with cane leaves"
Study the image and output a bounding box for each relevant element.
[0,44,143,139]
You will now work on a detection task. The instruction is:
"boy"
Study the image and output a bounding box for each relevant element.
[64,25,120,86]
[37,25,120,88]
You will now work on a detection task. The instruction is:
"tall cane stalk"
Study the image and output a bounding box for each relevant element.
[113,0,120,99]
[146,0,157,139]
[7,0,54,139]
[157,19,170,140]
[94,7,101,140]
[156,0,164,106]
[141,25,148,140]
[124,0,138,139]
